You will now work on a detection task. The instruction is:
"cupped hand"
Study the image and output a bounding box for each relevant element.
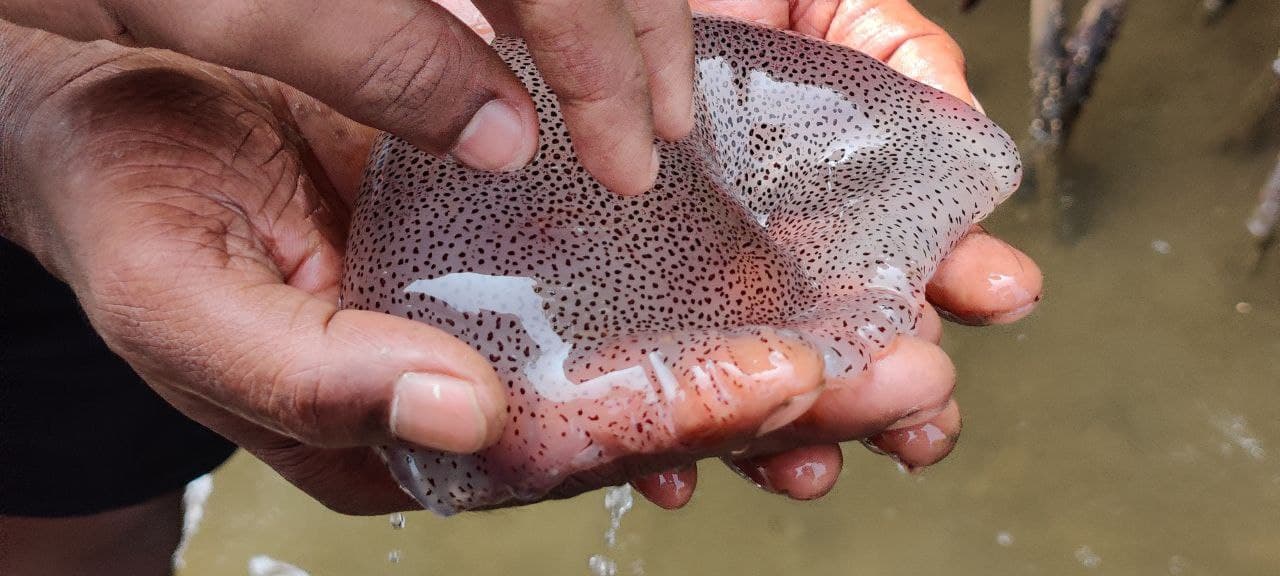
[0,0,1040,517]
[1,0,695,196]
[4,25,440,514]
[626,0,1037,509]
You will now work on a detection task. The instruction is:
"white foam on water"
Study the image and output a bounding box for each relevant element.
[1074,545,1101,569]
[1212,413,1266,461]
[588,555,618,576]
[172,474,213,570]
[248,556,310,576]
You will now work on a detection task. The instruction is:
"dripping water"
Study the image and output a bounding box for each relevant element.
[588,485,636,576]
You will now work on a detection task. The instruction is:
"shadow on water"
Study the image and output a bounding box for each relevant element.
[178,2,1280,575]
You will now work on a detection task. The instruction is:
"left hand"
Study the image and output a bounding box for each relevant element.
[616,0,1029,509]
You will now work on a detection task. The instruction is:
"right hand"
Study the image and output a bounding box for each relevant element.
[1,0,696,196]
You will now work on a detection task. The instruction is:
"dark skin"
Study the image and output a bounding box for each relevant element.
[0,1,1042,574]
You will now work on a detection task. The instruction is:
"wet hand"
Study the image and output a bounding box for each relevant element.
[630,0,1038,509]
[1,25,493,514]
[1,0,694,196]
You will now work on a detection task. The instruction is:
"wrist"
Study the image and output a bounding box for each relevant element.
[0,21,128,255]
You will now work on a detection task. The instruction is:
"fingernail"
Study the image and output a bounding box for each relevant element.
[756,389,823,437]
[886,403,946,431]
[723,457,775,493]
[451,99,535,172]
[971,94,987,115]
[391,373,489,453]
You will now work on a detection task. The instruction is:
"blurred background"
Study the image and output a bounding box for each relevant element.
[177,1,1280,574]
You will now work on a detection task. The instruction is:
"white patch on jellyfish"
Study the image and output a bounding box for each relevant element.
[867,264,912,295]
[697,58,884,177]
[247,556,310,576]
[647,351,682,403]
[753,210,770,227]
[406,273,653,403]
[172,474,213,570]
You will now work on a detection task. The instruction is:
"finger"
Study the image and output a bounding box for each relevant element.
[622,0,696,139]
[509,0,660,196]
[91,0,540,172]
[867,398,961,470]
[631,464,697,509]
[475,326,826,501]
[725,444,843,501]
[154,384,417,515]
[926,229,1043,325]
[131,280,509,453]
[917,302,943,344]
[792,335,955,442]
[823,0,974,104]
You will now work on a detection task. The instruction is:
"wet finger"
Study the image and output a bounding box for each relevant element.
[725,443,843,501]
[631,464,698,509]
[917,302,943,344]
[794,335,955,442]
[926,229,1043,325]
[867,398,961,470]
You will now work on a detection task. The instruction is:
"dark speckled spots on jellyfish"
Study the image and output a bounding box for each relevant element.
[340,15,1021,516]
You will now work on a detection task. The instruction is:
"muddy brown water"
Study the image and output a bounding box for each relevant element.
[178,2,1280,574]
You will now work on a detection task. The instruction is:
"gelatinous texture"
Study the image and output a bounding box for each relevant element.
[340,15,1021,515]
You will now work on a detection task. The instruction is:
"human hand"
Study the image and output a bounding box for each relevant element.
[0,24,482,514]
[624,0,1035,508]
[0,0,1038,517]
[0,0,695,196]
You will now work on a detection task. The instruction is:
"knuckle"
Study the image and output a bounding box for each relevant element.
[531,28,644,107]
[351,11,464,123]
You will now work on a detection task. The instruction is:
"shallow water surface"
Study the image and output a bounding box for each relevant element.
[179,2,1280,574]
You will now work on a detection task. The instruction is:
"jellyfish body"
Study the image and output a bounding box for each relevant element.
[341,15,1021,515]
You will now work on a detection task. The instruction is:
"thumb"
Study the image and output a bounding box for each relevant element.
[93,274,508,454]
[6,0,541,172]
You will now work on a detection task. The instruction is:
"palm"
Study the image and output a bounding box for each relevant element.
[47,54,415,513]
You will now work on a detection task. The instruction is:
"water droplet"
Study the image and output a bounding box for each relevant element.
[389,512,406,529]
[602,485,634,548]
[1074,545,1101,569]
[588,555,617,576]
